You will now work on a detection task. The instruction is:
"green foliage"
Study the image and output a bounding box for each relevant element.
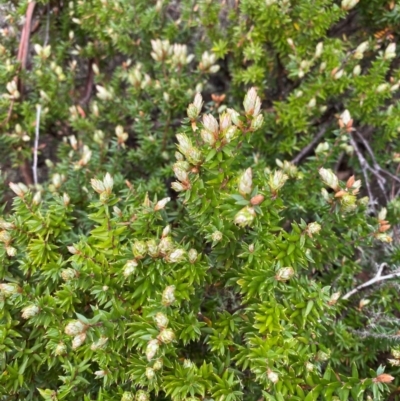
[0,0,400,400]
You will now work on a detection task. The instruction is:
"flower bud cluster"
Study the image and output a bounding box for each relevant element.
[268,170,289,195]
[198,51,220,73]
[21,304,40,319]
[90,172,114,200]
[243,87,264,131]
[0,283,21,297]
[275,267,295,281]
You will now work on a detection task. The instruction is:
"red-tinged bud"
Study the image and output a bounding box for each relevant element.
[243,87,261,117]
[9,182,28,197]
[67,245,79,254]
[250,194,264,205]
[373,373,394,383]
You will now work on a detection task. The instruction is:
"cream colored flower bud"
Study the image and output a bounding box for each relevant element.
[123,260,138,277]
[21,304,39,319]
[146,367,155,379]
[315,42,323,58]
[243,87,261,117]
[91,336,108,350]
[238,168,253,196]
[234,206,256,227]
[227,108,241,126]
[211,231,223,243]
[319,168,339,191]
[67,245,78,254]
[159,236,174,254]
[155,312,169,329]
[168,248,186,263]
[328,291,341,305]
[275,267,294,281]
[6,246,17,257]
[146,339,160,361]
[0,230,12,244]
[378,207,387,221]
[136,390,150,401]
[153,358,163,370]
[121,392,134,401]
[9,182,28,197]
[341,0,359,10]
[162,285,176,306]
[251,114,264,131]
[376,83,389,93]
[95,370,107,377]
[0,283,21,296]
[63,193,70,206]
[353,65,361,76]
[188,248,198,263]
[307,222,321,236]
[72,333,86,349]
[171,182,186,192]
[269,170,288,192]
[159,328,175,344]
[96,85,113,101]
[267,369,279,383]
[132,241,147,259]
[61,268,77,281]
[32,191,42,205]
[55,342,67,356]
[384,42,396,60]
[154,197,171,211]
[307,97,316,108]
[65,320,87,336]
[176,134,192,156]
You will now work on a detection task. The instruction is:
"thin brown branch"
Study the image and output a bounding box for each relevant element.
[291,125,328,165]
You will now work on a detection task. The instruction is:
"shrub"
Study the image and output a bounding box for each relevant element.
[0,0,400,400]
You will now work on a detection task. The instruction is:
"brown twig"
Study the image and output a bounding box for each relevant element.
[1,2,37,128]
[291,125,328,165]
